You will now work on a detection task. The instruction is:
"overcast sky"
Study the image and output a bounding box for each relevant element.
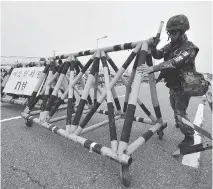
[1,1,212,73]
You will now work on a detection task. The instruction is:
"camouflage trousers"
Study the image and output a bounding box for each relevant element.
[169,88,195,137]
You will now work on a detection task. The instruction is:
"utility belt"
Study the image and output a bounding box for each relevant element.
[180,71,210,96]
[158,70,210,96]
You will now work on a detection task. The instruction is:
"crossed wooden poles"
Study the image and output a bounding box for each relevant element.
[20,22,171,187]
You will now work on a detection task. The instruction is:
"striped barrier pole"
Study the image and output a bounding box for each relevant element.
[49,109,90,124]
[33,60,60,99]
[106,54,157,123]
[21,113,132,166]
[109,69,122,114]
[117,42,148,156]
[52,41,142,60]
[41,61,64,91]
[65,74,84,101]
[146,50,163,123]
[41,58,71,121]
[80,115,121,135]
[126,123,163,155]
[45,54,96,120]
[72,51,100,133]
[27,60,50,109]
[77,60,105,97]
[39,62,55,120]
[101,51,118,152]
[76,59,103,104]
[74,43,142,136]
[93,63,99,104]
[97,109,155,125]
[74,60,93,107]
[28,103,68,117]
[1,97,41,109]
[66,55,76,133]
[123,54,139,112]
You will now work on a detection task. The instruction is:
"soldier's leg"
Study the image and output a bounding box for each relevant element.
[169,89,181,128]
[175,91,194,147]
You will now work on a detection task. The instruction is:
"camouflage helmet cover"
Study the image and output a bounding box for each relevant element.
[166,14,190,32]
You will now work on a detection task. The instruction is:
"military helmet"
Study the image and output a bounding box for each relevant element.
[166,14,190,32]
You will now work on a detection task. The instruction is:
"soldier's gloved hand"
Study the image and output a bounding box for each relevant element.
[148,37,161,48]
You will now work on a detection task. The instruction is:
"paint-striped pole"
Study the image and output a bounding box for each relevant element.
[41,61,64,91]
[74,43,142,136]
[36,60,61,98]
[97,109,155,125]
[28,60,58,112]
[109,69,122,114]
[71,51,100,133]
[76,59,103,104]
[123,54,139,112]
[46,54,96,119]
[101,51,118,152]
[94,66,99,104]
[41,59,71,121]
[80,115,121,135]
[26,60,50,109]
[39,63,55,120]
[52,41,142,60]
[106,54,157,123]
[65,74,84,101]
[21,113,132,166]
[146,50,163,123]
[66,55,76,133]
[74,60,93,107]
[126,123,163,155]
[117,42,147,156]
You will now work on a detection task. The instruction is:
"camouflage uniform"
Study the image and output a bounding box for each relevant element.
[150,15,199,139]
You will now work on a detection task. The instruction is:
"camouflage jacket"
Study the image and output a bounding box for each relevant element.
[151,35,199,88]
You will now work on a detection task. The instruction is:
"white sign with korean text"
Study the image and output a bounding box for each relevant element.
[3,67,44,95]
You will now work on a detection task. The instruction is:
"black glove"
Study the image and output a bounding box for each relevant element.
[149,37,160,48]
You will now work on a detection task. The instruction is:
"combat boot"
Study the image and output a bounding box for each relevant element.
[178,135,194,148]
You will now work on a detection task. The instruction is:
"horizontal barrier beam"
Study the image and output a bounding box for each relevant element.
[21,113,132,166]
[80,115,121,135]
[1,97,41,109]
[48,109,90,123]
[96,109,155,125]
[52,39,153,60]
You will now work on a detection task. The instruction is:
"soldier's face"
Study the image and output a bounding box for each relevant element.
[168,30,181,42]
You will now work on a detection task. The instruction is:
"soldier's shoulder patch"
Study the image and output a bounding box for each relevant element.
[182,51,189,57]
[174,56,183,62]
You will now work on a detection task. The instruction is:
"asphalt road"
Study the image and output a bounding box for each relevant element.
[1,83,212,189]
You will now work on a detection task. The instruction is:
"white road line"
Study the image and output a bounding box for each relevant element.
[118,95,125,98]
[0,116,22,123]
[182,103,204,168]
[0,95,125,123]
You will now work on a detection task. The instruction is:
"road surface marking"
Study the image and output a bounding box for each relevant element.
[182,103,204,168]
[0,95,125,123]
[0,116,22,123]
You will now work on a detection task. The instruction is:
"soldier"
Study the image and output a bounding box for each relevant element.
[138,14,199,148]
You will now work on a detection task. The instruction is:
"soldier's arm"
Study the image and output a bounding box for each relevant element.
[153,48,198,72]
[150,46,164,60]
